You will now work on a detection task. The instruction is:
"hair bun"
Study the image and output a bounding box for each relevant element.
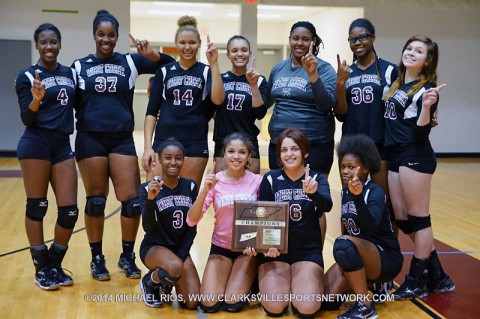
[177,15,197,28]
[97,9,110,16]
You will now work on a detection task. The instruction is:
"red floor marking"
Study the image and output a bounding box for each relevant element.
[395,232,479,319]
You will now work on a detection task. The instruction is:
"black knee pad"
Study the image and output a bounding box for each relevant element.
[319,300,343,311]
[333,237,364,272]
[262,305,288,317]
[224,300,247,312]
[396,220,413,234]
[156,267,180,285]
[85,196,106,216]
[408,214,431,232]
[26,198,48,221]
[291,304,317,319]
[200,301,223,313]
[57,205,79,229]
[121,197,141,218]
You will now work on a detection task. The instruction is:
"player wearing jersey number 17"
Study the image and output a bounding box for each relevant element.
[213,35,268,174]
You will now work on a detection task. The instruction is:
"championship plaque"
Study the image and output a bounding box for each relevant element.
[232,201,289,253]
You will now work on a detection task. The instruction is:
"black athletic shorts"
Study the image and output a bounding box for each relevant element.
[375,244,403,282]
[258,248,324,269]
[139,240,186,267]
[17,128,74,164]
[209,243,244,261]
[269,140,334,175]
[213,138,260,159]
[153,139,209,158]
[75,131,137,161]
[387,143,436,174]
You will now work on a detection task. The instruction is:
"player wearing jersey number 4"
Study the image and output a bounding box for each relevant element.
[16,23,79,291]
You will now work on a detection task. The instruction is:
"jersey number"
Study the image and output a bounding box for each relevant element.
[95,76,117,93]
[342,217,360,235]
[351,86,374,105]
[172,210,183,229]
[57,88,68,105]
[173,89,193,106]
[384,101,397,119]
[226,93,245,111]
[289,203,302,221]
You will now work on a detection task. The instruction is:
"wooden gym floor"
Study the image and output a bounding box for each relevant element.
[0,144,478,319]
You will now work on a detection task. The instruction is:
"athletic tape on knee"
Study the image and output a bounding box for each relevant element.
[224,300,247,312]
[407,214,431,232]
[26,198,48,221]
[121,197,141,218]
[333,237,364,272]
[57,205,78,229]
[396,220,413,234]
[85,196,106,216]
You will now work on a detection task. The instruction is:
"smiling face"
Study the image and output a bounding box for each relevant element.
[227,38,251,69]
[280,137,307,170]
[340,154,369,187]
[36,30,61,67]
[348,26,375,59]
[160,145,184,178]
[94,21,117,58]
[402,40,428,74]
[289,27,314,62]
[176,30,200,64]
[224,139,251,172]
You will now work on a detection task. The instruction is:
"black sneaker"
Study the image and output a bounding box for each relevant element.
[140,273,163,308]
[429,273,455,293]
[35,267,60,291]
[90,255,110,281]
[371,281,391,304]
[337,300,378,319]
[393,275,428,300]
[49,265,73,286]
[160,282,173,294]
[118,252,141,279]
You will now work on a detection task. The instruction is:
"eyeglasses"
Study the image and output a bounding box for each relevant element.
[347,34,372,44]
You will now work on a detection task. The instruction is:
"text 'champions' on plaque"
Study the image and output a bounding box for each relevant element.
[232,201,289,253]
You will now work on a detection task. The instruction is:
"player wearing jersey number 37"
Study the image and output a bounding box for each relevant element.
[72,10,174,282]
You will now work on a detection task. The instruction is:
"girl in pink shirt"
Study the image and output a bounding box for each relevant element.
[187,132,262,313]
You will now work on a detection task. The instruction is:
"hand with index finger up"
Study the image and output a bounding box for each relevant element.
[348,167,363,196]
[301,41,319,80]
[336,53,350,85]
[205,34,218,64]
[246,56,260,86]
[302,164,318,194]
[31,69,46,103]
